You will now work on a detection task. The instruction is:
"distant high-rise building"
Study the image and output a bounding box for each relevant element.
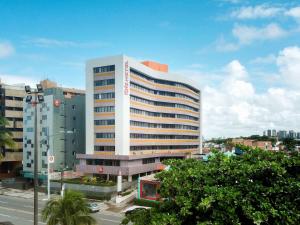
[267,129,272,137]
[263,131,267,136]
[277,130,287,140]
[272,129,276,137]
[288,130,296,139]
[297,132,300,139]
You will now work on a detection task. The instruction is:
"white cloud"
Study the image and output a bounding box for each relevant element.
[0,42,15,58]
[285,6,300,19]
[232,23,287,44]
[250,54,276,64]
[215,36,240,52]
[277,46,300,88]
[24,37,108,48]
[215,23,287,52]
[187,46,300,138]
[0,74,39,87]
[231,5,283,19]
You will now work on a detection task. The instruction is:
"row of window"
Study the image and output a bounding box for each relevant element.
[96,133,115,138]
[87,159,120,166]
[93,65,115,73]
[94,106,115,113]
[130,95,198,112]
[130,145,199,151]
[6,117,23,122]
[94,119,115,126]
[94,146,115,151]
[131,69,200,94]
[94,92,115,100]
[131,82,198,102]
[130,133,198,139]
[94,79,115,87]
[5,96,23,101]
[130,108,199,121]
[130,120,198,130]
[5,106,23,111]
[142,158,155,164]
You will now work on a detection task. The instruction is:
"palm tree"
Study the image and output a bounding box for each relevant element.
[42,190,97,225]
[0,116,15,161]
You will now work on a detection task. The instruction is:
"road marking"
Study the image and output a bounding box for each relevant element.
[24,205,34,209]
[0,213,11,217]
[0,200,8,203]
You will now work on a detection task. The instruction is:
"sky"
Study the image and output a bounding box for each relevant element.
[0,0,300,138]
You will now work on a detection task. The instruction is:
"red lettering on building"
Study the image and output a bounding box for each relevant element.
[124,61,129,95]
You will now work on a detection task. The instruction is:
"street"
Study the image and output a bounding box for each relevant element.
[0,195,123,225]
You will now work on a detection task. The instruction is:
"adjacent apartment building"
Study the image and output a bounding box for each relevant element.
[22,80,85,182]
[0,80,25,179]
[77,55,201,181]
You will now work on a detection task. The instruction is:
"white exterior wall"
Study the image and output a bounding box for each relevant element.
[86,55,130,155]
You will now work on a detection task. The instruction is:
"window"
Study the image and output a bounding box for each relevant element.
[94,79,115,87]
[130,145,199,151]
[142,158,156,164]
[72,105,76,110]
[130,82,199,102]
[131,68,200,94]
[94,119,115,126]
[86,159,120,166]
[26,128,34,132]
[94,92,115,100]
[130,120,198,130]
[94,146,115,151]
[130,95,198,112]
[26,163,31,168]
[94,106,115,112]
[93,65,115,73]
[130,133,198,139]
[96,133,115,138]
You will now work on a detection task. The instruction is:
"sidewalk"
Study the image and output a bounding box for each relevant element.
[0,187,46,199]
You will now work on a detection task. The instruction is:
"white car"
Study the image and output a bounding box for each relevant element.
[122,206,151,216]
[88,202,101,213]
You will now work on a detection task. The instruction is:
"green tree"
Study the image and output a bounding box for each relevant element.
[0,116,15,161]
[282,138,297,151]
[42,190,96,225]
[123,147,300,225]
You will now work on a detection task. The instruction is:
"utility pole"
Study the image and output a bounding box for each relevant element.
[33,92,38,225]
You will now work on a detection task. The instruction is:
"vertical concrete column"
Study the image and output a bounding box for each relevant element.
[128,175,132,182]
[117,171,122,192]
[106,174,109,181]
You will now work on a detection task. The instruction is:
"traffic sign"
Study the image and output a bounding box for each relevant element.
[48,155,55,163]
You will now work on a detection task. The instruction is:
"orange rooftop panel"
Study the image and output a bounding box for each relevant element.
[142,61,168,73]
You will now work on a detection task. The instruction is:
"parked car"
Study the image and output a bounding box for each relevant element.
[122,205,150,216]
[88,202,101,213]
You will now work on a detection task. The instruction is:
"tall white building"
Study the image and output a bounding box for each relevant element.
[77,55,201,181]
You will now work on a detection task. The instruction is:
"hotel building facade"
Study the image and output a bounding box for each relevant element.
[77,55,201,181]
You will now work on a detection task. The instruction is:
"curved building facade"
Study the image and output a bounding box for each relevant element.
[77,55,201,179]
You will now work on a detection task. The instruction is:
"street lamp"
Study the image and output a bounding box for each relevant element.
[25,84,44,225]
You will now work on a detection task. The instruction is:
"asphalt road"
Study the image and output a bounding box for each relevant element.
[0,195,123,225]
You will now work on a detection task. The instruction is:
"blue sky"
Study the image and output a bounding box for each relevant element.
[1,0,300,137]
